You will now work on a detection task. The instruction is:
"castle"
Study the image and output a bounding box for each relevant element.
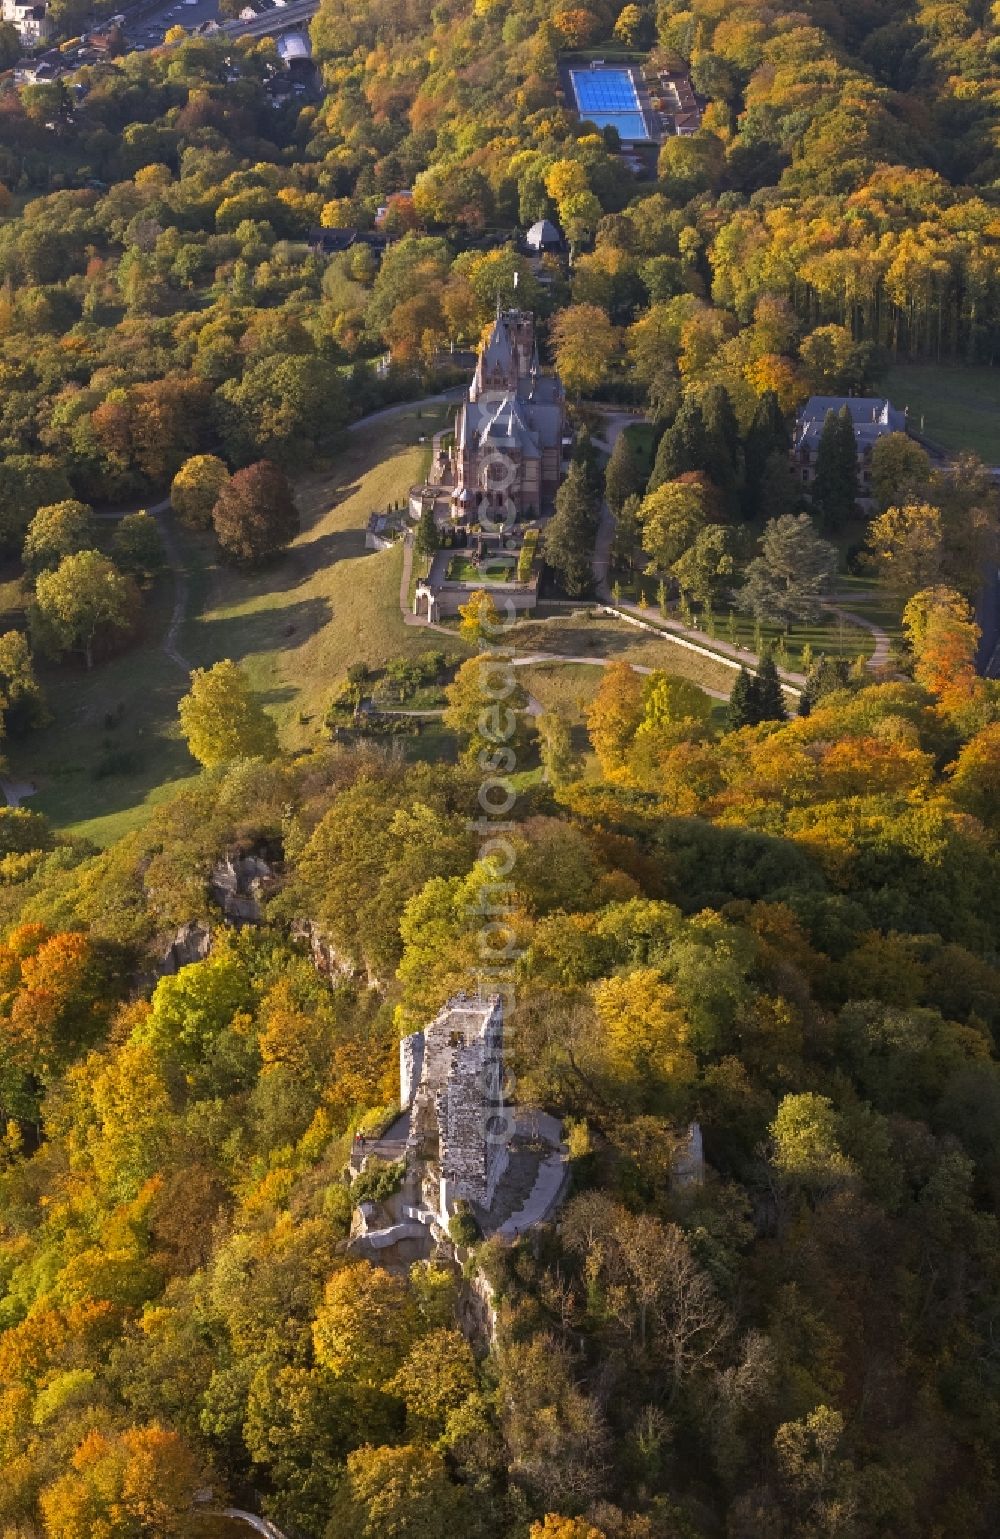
[448,307,567,521]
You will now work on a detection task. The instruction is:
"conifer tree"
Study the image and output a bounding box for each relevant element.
[755,653,788,722]
[649,398,707,491]
[811,406,858,532]
[604,433,644,514]
[743,390,789,520]
[727,666,759,729]
[702,384,742,516]
[414,503,439,558]
[543,461,599,597]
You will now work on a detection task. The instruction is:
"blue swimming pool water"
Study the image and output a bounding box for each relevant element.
[569,67,651,141]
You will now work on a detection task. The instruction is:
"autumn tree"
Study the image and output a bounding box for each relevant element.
[22,500,95,578]
[328,1443,473,1539]
[386,1327,478,1439]
[39,1424,206,1539]
[551,305,618,396]
[639,477,706,574]
[313,1262,420,1385]
[585,661,644,775]
[443,653,531,767]
[212,460,299,564]
[902,586,980,701]
[458,588,503,643]
[865,501,943,596]
[30,551,136,669]
[948,723,1000,826]
[178,660,279,766]
[170,453,230,529]
[870,433,931,512]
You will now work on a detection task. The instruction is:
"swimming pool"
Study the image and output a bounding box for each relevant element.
[569,66,650,141]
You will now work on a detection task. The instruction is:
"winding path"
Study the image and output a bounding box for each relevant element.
[823,599,891,671]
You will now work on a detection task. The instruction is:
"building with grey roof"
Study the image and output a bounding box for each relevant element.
[793,396,907,494]
[450,307,566,520]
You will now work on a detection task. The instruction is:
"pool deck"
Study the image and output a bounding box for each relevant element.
[558,55,663,153]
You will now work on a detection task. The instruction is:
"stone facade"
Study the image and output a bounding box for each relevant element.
[449,308,566,520]
[401,993,509,1222]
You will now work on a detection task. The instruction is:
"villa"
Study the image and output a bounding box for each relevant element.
[792,395,908,494]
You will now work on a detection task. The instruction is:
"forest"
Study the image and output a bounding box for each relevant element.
[0,0,998,1533]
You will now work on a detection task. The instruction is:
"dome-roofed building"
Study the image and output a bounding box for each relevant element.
[525,218,564,253]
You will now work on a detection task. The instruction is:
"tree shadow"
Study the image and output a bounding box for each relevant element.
[186,596,333,669]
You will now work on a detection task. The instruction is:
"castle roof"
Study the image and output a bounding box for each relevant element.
[794,396,906,452]
[479,313,515,376]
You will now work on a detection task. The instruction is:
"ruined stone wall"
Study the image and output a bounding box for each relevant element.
[399,1032,425,1109]
[405,994,508,1218]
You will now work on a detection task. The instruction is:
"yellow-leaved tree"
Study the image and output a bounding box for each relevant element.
[178,660,279,767]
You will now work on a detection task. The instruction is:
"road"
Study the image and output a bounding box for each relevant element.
[124,0,220,50]
[123,0,318,51]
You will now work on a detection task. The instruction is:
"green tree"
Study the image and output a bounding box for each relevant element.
[810,406,858,531]
[639,478,706,574]
[414,504,439,559]
[543,461,599,597]
[769,1092,854,1190]
[0,457,74,556]
[443,654,530,767]
[0,631,46,735]
[611,492,642,575]
[671,524,735,605]
[22,500,95,579]
[870,432,931,512]
[738,514,837,625]
[604,432,644,514]
[178,660,279,766]
[727,666,759,730]
[111,512,165,583]
[649,397,708,491]
[30,551,136,669]
[742,390,789,520]
[537,710,582,786]
[755,654,788,722]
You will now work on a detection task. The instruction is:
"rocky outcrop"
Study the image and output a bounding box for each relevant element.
[209,853,278,925]
[289,918,358,980]
[159,920,212,975]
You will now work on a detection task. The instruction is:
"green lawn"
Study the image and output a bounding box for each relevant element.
[7,404,466,845]
[882,363,1000,462]
[614,576,879,669]
[446,555,517,583]
[622,421,656,476]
